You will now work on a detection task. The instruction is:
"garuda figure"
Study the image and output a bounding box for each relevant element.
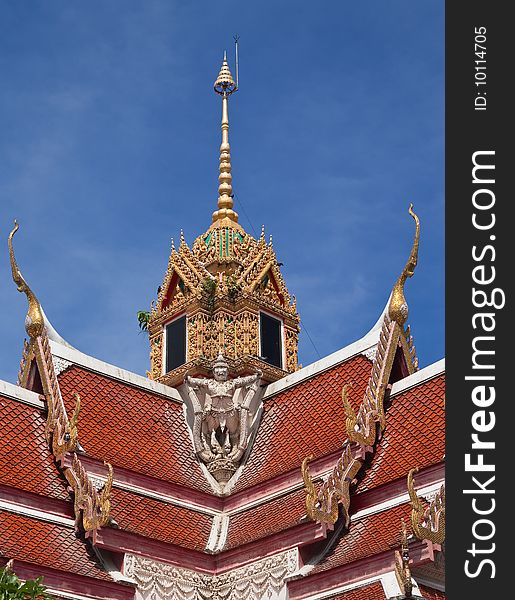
[185,353,262,483]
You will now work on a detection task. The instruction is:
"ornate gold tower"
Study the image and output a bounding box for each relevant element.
[147,52,300,386]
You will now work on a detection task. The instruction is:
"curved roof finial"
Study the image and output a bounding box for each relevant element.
[8,220,45,339]
[388,204,420,326]
[212,51,239,226]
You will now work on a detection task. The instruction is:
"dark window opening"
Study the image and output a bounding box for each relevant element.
[166,316,186,372]
[260,313,283,369]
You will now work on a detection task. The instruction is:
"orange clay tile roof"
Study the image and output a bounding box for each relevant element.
[0,394,68,500]
[310,502,409,574]
[358,374,445,493]
[225,488,307,550]
[57,366,212,493]
[419,585,445,599]
[0,510,112,581]
[110,488,212,551]
[233,355,371,492]
[327,581,385,599]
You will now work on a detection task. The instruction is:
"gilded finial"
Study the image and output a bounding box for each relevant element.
[212,51,239,226]
[8,221,45,339]
[388,204,420,326]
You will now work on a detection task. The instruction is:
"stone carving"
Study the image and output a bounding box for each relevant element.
[185,353,262,483]
[124,548,298,600]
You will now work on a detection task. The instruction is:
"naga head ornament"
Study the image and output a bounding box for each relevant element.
[388,204,420,327]
[8,220,45,339]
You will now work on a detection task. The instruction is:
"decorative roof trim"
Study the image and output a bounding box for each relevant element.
[408,468,445,545]
[287,540,434,600]
[49,339,182,402]
[394,520,413,597]
[10,561,135,600]
[8,221,44,339]
[264,327,381,400]
[390,358,445,397]
[65,453,114,537]
[352,481,444,523]
[301,208,424,528]
[0,379,44,408]
[290,574,385,600]
[412,576,445,593]
[0,498,75,528]
[383,569,425,600]
[44,589,116,600]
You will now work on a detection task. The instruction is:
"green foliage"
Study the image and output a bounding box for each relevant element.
[202,277,217,312]
[0,565,55,600]
[226,275,241,302]
[137,310,151,332]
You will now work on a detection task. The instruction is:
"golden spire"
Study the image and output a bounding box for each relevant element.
[8,220,45,339]
[388,204,420,326]
[212,51,239,226]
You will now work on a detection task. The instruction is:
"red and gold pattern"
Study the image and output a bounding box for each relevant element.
[148,226,299,385]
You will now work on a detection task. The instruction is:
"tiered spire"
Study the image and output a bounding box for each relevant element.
[212,51,239,225]
[147,48,300,386]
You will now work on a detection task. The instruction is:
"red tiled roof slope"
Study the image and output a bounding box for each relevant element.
[0,510,111,581]
[110,488,212,550]
[328,581,385,599]
[58,366,212,493]
[225,488,307,549]
[233,355,371,492]
[0,395,68,500]
[419,585,445,599]
[311,503,409,574]
[358,374,445,493]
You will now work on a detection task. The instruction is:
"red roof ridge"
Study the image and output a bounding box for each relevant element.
[263,327,381,400]
[300,310,417,527]
[390,358,445,397]
[0,496,75,528]
[50,338,182,402]
[61,447,358,517]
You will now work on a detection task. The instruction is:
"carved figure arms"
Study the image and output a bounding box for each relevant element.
[233,370,262,389]
[185,375,211,389]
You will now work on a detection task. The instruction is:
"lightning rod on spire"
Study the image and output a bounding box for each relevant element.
[234,34,240,90]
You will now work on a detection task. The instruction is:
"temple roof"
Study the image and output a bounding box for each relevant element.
[1,50,445,599]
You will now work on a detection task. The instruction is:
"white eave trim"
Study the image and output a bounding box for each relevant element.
[0,379,44,409]
[263,327,381,399]
[49,340,182,403]
[0,499,74,528]
[390,358,445,397]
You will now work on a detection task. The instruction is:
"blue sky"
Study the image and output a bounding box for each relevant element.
[0,1,444,383]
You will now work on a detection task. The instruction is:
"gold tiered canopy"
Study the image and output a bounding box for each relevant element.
[147,53,300,386]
